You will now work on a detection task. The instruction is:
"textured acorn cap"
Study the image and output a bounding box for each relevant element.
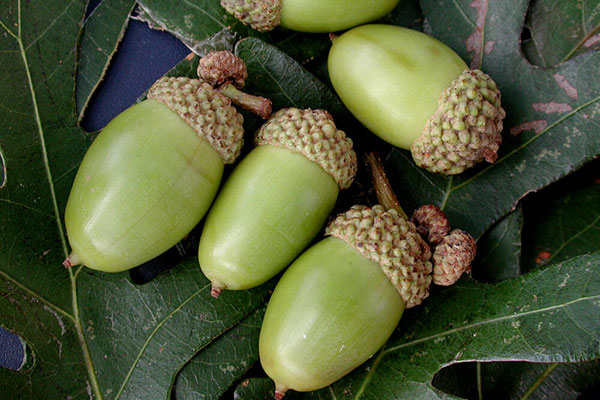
[220,0,281,32]
[255,108,357,190]
[411,204,450,245]
[432,229,476,286]
[411,69,506,175]
[147,77,244,164]
[326,205,433,308]
[197,50,247,89]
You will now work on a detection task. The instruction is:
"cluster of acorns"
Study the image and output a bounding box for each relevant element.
[63,1,505,397]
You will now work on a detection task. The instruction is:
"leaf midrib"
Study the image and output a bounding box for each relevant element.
[1,2,103,399]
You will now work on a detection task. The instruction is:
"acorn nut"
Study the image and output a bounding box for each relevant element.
[328,24,506,174]
[259,205,433,397]
[198,108,357,296]
[220,0,400,33]
[63,77,244,272]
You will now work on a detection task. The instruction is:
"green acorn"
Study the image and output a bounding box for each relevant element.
[328,24,506,174]
[259,205,433,397]
[63,77,243,272]
[220,0,400,33]
[198,107,357,296]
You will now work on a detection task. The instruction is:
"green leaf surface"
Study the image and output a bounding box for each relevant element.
[173,306,265,400]
[522,160,600,272]
[76,0,136,120]
[473,207,523,283]
[522,0,600,67]
[434,359,600,400]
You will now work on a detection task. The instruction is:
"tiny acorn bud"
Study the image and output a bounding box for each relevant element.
[259,205,432,397]
[198,108,357,295]
[196,50,272,119]
[328,24,506,174]
[63,77,244,272]
[220,0,400,33]
[432,229,477,286]
[197,50,247,89]
[411,204,451,245]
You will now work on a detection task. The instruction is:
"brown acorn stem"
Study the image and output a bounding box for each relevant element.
[364,151,407,219]
[63,252,81,268]
[218,83,272,119]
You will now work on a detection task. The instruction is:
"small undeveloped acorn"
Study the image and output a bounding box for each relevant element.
[328,24,506,174]
[220,0,400,33]
[259,205,432,397]
[432,229,476,286]
[63,77,244,272]
[198,108,357,296]
[411,204,451,245]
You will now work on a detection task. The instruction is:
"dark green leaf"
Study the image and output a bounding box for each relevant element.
[522,0,600,67]
[173,306,265,400]
[434,360,600,400]
[522,159,600,272]
[1,1,90,397]
[233,378,276,400]
[473,207,523,282]
[76,0,136,120]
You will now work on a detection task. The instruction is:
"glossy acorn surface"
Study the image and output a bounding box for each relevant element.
[198,145,339,291]
[259,236,405,393]
[328,24,467,149]
[279,0,400,33]
[65,99,224,272]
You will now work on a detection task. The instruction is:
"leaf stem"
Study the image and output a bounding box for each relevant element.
[519,363,558,400]
[364,151,408,219]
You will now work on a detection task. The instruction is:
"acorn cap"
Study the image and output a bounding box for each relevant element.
[411,204,450,245]
[432,229,476,286]
[255,108,357,190]
[411,69,506,175]
[147,77,244,164]
[197,50,247,89]
[220,0,281,32]
[326,205,433,308]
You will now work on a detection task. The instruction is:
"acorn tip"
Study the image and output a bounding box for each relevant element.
[210,286,222,298]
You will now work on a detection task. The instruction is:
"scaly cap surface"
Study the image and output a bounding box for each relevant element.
[432,229,476,286]
[411,204,450,245]
[220,0,281,32]
[147,77,244,164]
[411,69,506,174]
[255,108,357,190]
[326,205,433,308]
[197,50,247,89]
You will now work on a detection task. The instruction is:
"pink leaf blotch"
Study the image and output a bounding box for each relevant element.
[510,120,548,135]
[465,0,489,69]
[584,33,600,48]
[532,102,572,113]
[553,73,578,100]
